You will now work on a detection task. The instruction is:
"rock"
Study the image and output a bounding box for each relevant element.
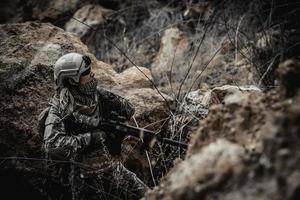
[111,66,172,127]
[151,27,189,88]
[65,4,113,38]
[277,59,300,98]
[148,88,300,200]
[116,66,153,90]
[188,85,267,155]
[31,0,84,21]
[211,85,262,106]
[146,139,246,200]
[217,93,300,200]
[198,52,254,88]
[113,66,172,185]
[179,89,210,118]
[122,88,172,128]
[183,1,212,23]
[168,85,262,164]
[179,85,261,111]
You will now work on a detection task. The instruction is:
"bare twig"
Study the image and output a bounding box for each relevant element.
[132,116,156,187]
[235,15,246,65]
[176,15,211,102]
[168,40,179,96]
[187,45,223,93]
[176,0,226,102]
[145,151,156,186]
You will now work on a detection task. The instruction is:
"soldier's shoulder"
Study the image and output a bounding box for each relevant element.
[55,87,75,114]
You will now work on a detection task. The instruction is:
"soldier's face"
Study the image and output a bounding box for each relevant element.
[79,69,95,85]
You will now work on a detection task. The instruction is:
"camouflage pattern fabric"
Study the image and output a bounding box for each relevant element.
[43,87,148,200]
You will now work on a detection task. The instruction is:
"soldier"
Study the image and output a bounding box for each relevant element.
[43,53,148,200]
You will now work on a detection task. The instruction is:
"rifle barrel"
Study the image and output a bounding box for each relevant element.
[100,120,188,149]
[158,137,188,149]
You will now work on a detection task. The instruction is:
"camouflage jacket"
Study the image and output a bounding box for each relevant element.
[43,87,135,160]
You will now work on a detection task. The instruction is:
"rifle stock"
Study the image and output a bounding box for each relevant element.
[97,119,188,149]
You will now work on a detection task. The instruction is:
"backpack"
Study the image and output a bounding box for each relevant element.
[37,88,74,140]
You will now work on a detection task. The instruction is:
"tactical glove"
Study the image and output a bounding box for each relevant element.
[104,132,125,156]
[91,131,105,145]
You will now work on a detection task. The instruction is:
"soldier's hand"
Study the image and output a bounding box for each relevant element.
[105,132,125,156]
[91,131,104,145]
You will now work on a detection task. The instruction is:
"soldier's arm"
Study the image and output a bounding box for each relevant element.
[43,97,92,159]
[98,88,135,120]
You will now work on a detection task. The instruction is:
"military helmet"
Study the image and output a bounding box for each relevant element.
[54,53,92,88]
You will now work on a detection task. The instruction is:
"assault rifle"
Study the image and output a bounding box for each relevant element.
[97,118,188,150]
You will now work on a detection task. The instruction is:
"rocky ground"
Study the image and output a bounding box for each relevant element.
[0,0,300,199]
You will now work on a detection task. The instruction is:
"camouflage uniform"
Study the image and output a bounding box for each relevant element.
[43,87,148,200]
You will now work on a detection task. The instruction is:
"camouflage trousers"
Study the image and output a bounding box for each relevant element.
[44,161,148,200]
[83,161,148,200]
